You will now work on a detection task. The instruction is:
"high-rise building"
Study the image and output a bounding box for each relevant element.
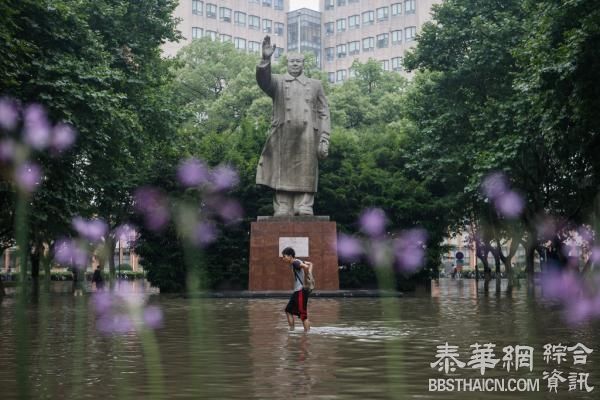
[163,0,289,59]
[287,8,322,67]
[163,1,440,84]
[320,0,441,83]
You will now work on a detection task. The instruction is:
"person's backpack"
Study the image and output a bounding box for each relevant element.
[293,259,315,294]
[304,261,315,294]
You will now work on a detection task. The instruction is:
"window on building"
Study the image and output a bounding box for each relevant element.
[392,57,403,71]
[274,0,283,10]
[274,47,283,59]
[262,0,272,7]
[325,22,334,35]
[274,22,284,36]
[377,33,389,48]
[348,40,360,55]
[206,30,217,40]
[328,72,335,83]
[405,26,416,41]
[381,59,390,71]
[192,0,203,15]
[362,11,375,26]
[325,47,334,61]
[325,0,334,10]
[348,0,359,3]
[235,11,246,26]
[362,36,374,52]
[206,3,217,18]
[391,3,402,16]
[263,19,272,33]
[220,34,232,42]
[391,30,402,44]
[234,37,246,50]
[336,69,346,82]
[348,68,356,78]
[248,41,261,53]
[336,44,346,58]
[376,7,389,21]
[337,0,346,5]
[405,0,416,14]
[336,18,346,32]
[220,7,232,22]
[348,15,360,29]
[249,0,260,3]
[249,15,260,30]
[192,27,203,39]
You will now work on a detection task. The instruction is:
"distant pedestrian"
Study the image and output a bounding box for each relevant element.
[281,247,311,332]
[92,266,104,290]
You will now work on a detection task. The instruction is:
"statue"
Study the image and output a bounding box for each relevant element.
[256,36,331,216]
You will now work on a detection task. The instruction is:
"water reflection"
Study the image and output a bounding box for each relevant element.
[0,279,598,399]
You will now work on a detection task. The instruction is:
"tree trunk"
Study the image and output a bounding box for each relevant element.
[106,235,116,280]
[525,238,536,286]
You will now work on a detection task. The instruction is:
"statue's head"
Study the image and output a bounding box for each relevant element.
[287,53,305,77]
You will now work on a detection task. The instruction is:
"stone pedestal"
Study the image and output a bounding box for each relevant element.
[249,216,339,291]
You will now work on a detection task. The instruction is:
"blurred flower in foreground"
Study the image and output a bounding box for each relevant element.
[134,187,170,231]
[393,229,428,273]
[210,164,239,192]
[72,216,108,243]
[0,97,19,131]
[177,157,209,187]
[337,234,363,262]
[0,139,15,162]
[53,238,89,269]
[192,221,218,247]
[481,172,524,219]
[541,270,600,325]
[51,123,77,153]
[114,223,136,243]
[14,161,42,192]
[359,208,386,237]
[92,289,163,335]
[23,104,51,150]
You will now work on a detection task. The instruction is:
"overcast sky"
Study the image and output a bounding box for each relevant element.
[289,0,319,11]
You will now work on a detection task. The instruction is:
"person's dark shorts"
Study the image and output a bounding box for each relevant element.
[285,289,309,321]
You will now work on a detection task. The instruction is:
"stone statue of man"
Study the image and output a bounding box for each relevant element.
[256,36,331,216]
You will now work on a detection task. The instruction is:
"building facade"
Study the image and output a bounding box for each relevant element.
[320,0,441,83]
[163,0,289,59]
[287,8,322,67]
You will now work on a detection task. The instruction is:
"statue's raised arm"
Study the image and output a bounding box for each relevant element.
[261,35,276,61]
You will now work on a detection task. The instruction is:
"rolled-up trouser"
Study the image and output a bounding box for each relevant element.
[274,191,314,216]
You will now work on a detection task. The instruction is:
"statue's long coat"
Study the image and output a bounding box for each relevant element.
[256,60,330,193]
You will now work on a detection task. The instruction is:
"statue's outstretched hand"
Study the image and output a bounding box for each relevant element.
[262,35,276,60]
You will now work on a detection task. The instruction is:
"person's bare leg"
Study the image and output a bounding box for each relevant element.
[286,312,295,331]
[302,318,310,333]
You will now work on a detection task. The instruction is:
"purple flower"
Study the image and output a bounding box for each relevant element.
[359,208,387,237]
[134,187,170,231]
[72,216,108,243]
[53,238,89,268]
[393,229,427,273]
[210,165,239,191]
[23,104,51,150]
[177,158,209,187]
[495,191,525,218]
[0,139,16,163]
[93,291,113,314]
[51,123,76,152]
[337,234,363,262]
[114,224,136,243]
[589,246,600,264]
[97,314,135,335]
[14,161,42,192]
[0,97,19,131]
[577,226,595,245]
[143,306,163,329]
[540,271,581,301]
[481,172,508,200]
[565,298,595,326]
[192,221,218,247]
[214,198,244,223]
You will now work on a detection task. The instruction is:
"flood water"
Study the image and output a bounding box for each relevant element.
[0,279,599,399]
